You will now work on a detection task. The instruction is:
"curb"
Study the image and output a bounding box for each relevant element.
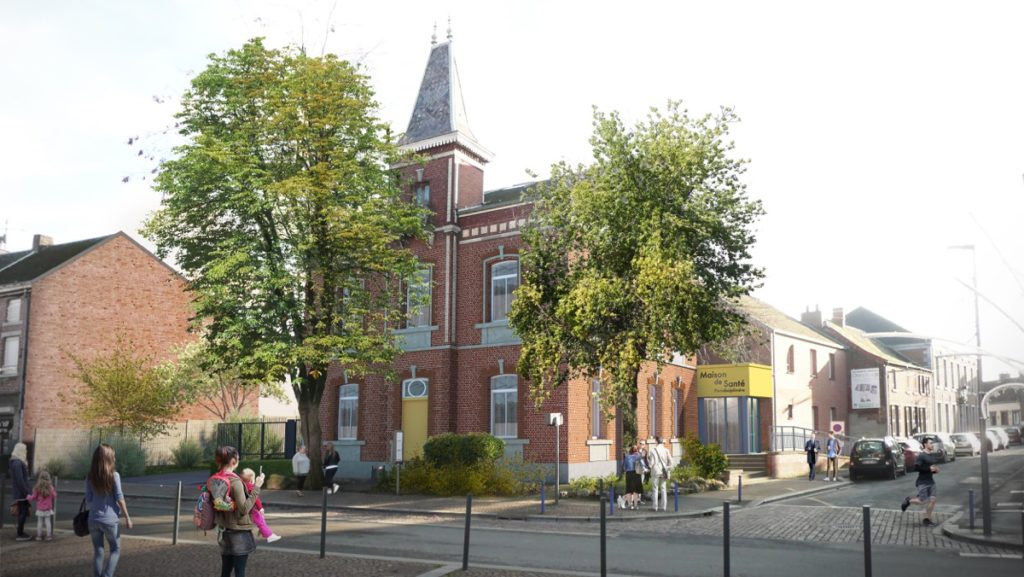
[942,521,1023,551]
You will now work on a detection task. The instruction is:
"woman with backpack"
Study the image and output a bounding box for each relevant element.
[85,443,133,577]
[213,445,264,577]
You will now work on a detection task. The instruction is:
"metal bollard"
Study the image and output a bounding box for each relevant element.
[968,489,975,530]
[462,494,473,571]
[1,474,6,530]
[723,501,730,577]
[320,487,328,559]
[172,481,182,545]
[600,496,608,577]
[540,483,546,514]
[862,505,872,577]
[53,476,58,526]
[609,486,615,515]
[599,478,604,497]
[674,481,679,512]
[738,474,743,503]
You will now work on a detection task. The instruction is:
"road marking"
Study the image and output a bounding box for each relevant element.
[416,564,461,577]
[1011,490,1024,494]
[806,496,838,507]
[995,502,1023,508]
[959,553,1023,559]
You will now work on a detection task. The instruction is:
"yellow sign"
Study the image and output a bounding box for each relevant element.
[696,363,772,398]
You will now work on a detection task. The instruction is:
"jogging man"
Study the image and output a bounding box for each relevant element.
[901,436,940,526]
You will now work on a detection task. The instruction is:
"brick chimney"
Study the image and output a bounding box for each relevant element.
[801,305,823,327]
[832,307,845,327]
[32,234,53,251]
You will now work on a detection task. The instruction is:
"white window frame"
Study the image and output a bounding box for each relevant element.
[5,299,21,323]
[590,378,602,439]
[490,374,518,439]
[2,335,18,374]
[406,266,432,328]
[648,384,657,438]
[672,387,680,438]
[489,259,519,322]
[337,384,359,440]
[402,378,429,399]
[415,183,430,206]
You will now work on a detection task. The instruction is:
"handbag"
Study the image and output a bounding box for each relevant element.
[73,498,90,537]
[9,500,30,517]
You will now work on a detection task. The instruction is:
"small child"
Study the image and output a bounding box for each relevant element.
[239,468,280,543]
[27,471,56,541]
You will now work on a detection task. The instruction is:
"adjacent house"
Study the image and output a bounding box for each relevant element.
[819,309,932,439]
[0,232,202,469]
[845,306,979,433]
[697,297,850,478]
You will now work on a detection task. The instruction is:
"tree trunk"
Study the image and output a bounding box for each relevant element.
[296,372,327,490]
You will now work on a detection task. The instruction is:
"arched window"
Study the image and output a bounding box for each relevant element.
[337,384,359,440]
[491,374,518,438]
[648,384,658,438]
[786,345,795,373]
[489,259,519,322]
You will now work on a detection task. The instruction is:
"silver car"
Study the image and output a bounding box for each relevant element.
[913,432,956,463]
[950,432,981,456]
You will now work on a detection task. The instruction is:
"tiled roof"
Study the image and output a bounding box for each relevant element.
[735,295,845,348]
[824,320,923,368]
[0,235,114,286]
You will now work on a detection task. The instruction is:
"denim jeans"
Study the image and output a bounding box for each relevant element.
[90,521,121,577]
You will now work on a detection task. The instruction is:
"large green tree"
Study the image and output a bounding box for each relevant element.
[143,39,428,487]
[509,103,764,430]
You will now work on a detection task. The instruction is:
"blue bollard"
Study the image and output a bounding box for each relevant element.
[610,486,615,515]
[968,489,975,530]
[541,484,546,514]
[674,481,679,512]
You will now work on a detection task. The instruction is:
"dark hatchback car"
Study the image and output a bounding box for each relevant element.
[1005,426,1022,446]
[850,437,907,480]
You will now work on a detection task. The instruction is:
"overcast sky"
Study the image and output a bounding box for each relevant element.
[2,1,1022,377]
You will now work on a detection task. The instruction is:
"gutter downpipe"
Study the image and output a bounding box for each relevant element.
[769,327,778,462]
[16,289,30,441]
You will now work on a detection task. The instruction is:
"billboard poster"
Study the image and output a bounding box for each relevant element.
[851,368,881,409]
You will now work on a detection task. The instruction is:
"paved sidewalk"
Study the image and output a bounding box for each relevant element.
[0,531,587,577]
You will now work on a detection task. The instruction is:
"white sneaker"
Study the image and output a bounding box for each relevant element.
[332,483,340,494]
[267,534,281,543]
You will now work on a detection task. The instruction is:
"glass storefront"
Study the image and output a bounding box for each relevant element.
[700,397,760,454]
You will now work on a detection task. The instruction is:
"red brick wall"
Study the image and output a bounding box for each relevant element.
[22,234,205,441]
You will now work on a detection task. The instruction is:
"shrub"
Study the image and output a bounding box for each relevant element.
[389,454,535,497]
[670,463,701,485]
[170,439,204,469]
[680,434,729,480]
[74,435,148,478]
[423,433,503,468]
[42,458,70,479]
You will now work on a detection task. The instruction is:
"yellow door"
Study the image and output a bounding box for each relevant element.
[402,378,429,459]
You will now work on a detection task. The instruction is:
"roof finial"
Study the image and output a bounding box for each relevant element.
[431,22,437,45]
[446,16,452,41]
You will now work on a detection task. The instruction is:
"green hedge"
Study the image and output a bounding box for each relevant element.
[423,433,504,467]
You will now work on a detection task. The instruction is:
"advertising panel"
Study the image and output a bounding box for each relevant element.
[696,364,773,398]
[851,367,880,409]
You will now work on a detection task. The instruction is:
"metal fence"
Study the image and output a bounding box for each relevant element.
[772,427,852,456]
[215,420,290,460]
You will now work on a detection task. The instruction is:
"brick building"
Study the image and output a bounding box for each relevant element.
[319,36,694,480]
[0,232,204,466]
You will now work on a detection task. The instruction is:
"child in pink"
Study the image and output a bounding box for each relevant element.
[27,470,56,541]
[240,468,280,542]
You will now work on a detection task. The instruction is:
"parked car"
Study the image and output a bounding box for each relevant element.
[912,432,956,462]
[1003,426,1021,446]
[982,429,1003,451]
[950,432,981,456]
[850,437,906,480]
[987,428,1010,450]
[896,436,924,471]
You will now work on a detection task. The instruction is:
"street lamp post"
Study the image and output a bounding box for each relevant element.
[949,244,990,536]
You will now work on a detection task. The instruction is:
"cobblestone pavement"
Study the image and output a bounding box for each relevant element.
[487,503,1019,556]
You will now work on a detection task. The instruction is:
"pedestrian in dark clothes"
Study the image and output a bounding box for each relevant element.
[804,435,821,480]
[901,436,940,526]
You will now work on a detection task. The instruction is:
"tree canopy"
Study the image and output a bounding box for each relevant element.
[143,38,428,484]
[509,103,764,413]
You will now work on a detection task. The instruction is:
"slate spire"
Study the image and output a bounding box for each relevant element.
[399,32,491,161]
